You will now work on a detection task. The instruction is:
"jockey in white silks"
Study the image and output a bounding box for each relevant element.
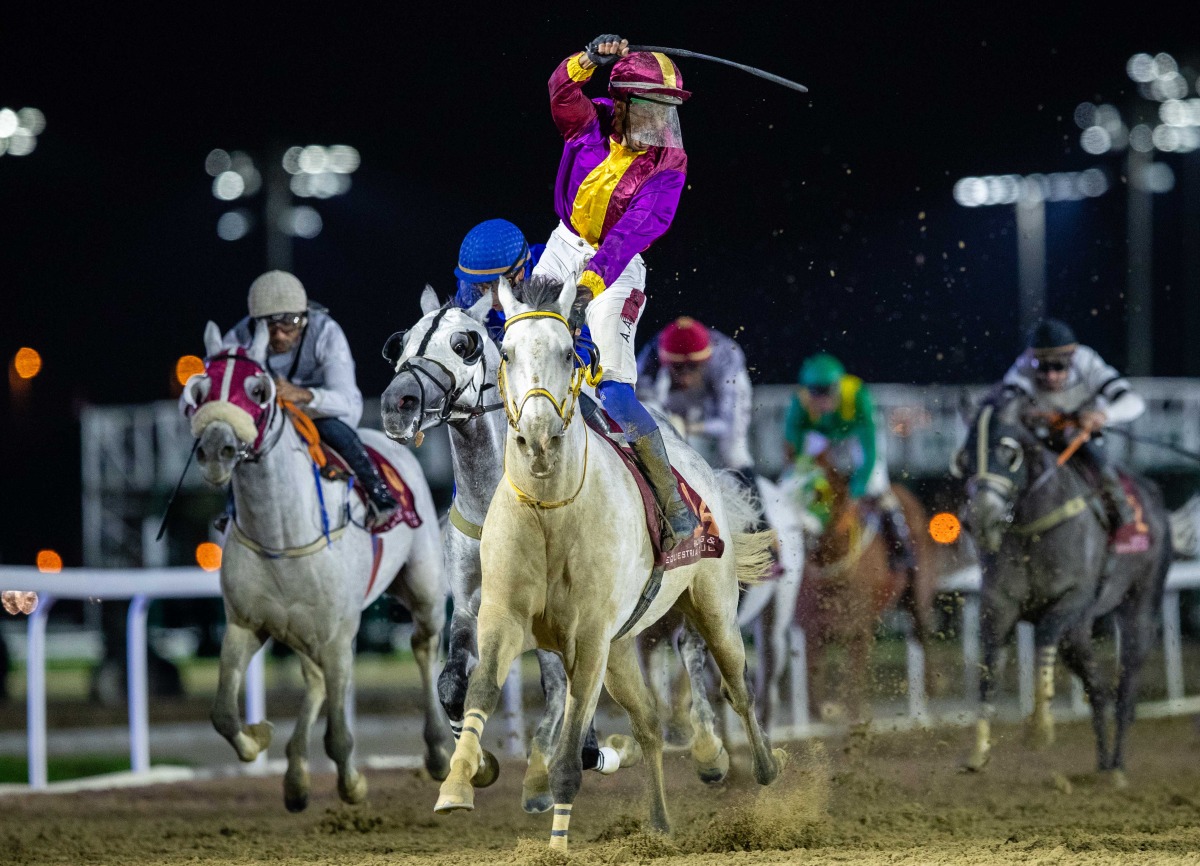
[999,317,1145,529]
[530,34,698,550]
[224,270,398,526]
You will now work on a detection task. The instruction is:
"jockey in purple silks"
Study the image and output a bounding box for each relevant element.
[532,34,698,549]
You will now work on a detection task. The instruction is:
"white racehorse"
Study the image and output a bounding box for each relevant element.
[183,321,452,811]
[432,277,785,851]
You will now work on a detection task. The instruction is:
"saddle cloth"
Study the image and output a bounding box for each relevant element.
[1112,473,1151,555]
[319,442,423,535]
[586,413,724,570]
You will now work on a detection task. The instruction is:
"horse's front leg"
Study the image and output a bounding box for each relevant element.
[435,602,524,813]
[523,649,566,813]
[284,653,325,812]
[320,634,367,804]
[965,589,1020,771]
[211,620,272,762]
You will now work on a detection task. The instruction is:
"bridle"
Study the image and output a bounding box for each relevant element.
[190,351,286,463]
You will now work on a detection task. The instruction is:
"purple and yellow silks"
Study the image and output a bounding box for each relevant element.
[548,53,687,296]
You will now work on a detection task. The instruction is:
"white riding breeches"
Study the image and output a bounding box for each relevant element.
[532,221,647,385]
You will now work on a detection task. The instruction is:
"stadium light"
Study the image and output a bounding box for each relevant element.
[953,169,1109,348]
[0,107,45,158]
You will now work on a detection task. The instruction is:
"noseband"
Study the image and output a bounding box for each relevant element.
[190,350,284,462]
[498,309,597,434]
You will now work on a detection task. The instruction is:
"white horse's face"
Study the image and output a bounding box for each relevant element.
[381,287,495,442]
[498,277,578,478]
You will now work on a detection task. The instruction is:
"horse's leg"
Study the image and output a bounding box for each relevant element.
[545,643,609,852]
[320,635,367,804]
[435,605,524,813]
[667,638,695,745]
[679,620,728,784]
[847,628,873,723]
[604,638,669,836]
[965,590,1020,771]
[211,621,272,762]
[283,652,326,812]
[1029,609,1079,750]
[1059,620,1112,773]
[437,533,480,741]
[1111,592,1155,786]
[677,589,784,786]
[523,649,566,813]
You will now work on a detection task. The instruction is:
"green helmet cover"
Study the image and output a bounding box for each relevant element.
[799,353,845,388]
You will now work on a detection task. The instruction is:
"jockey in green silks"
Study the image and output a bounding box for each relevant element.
[783,352,917,575]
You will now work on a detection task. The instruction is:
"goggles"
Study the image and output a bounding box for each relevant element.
[259,312,306,328]
[1031,356,1071,373]
[806,384,834,397]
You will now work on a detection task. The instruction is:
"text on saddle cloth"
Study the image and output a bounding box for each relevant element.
[585,414,723,570]
[1112,474,1151,555]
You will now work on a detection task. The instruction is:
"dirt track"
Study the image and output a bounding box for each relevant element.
[3,716,1199,865]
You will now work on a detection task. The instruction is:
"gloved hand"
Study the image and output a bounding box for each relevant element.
[585,35,628,67]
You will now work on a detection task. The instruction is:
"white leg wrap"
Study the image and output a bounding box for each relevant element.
[594,745,621,775]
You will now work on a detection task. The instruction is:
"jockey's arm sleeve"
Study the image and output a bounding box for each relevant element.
[1001,356,1036,397]
[549,53,600,139]
[711,368,753,466]
[849,387,877,499]
[305,322,364,428]
[783,394,808,458]
[1077,346,1145,425]
[582,170,685,295]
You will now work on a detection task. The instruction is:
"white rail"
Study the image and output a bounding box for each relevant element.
[0,567,266,789]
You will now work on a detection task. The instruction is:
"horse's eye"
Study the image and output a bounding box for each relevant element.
[382,331,406,365]
[451,332,481,362]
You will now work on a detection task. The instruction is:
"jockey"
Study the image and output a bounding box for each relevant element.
[636,316,756,485]
[784,352,917,574]
[225,270,398,526]
[1002,317,1144,528]
[452,218,539,343]
[531,34,698,550]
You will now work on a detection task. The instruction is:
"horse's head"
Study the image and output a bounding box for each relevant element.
[954,391,1041,553]
[181,321,277,485]
[496,275,581,478]
[380,287,498,442]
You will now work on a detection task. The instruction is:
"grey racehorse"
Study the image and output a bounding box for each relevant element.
[956,391,1171,783]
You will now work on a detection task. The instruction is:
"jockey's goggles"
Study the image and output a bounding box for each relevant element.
[259,312,306,328]
[668,360,703,372]
[805,384,835,397]
[1030,356,1071,373]
[626,96,683,149]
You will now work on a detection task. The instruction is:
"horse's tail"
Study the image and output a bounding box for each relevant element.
[1168,494,1200,559]
[714,470,777,586]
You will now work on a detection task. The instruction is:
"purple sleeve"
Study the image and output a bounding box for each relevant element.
[584,169,685,289]
[549,54,599,140]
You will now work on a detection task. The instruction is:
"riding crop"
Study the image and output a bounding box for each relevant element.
[627,45,808,93]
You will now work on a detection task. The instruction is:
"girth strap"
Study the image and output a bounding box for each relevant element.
[1012,495,1089,537]
[448,501,484,540]
[231,520,348,559]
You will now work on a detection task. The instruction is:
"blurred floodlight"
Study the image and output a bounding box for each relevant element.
[283,206,323,238]
[298,145,328,174]
[282,146,304,175]
[1048,173,1079,202]
[1150,73,1187,102]
[213,170,245,200]
[36,550,63,573]
[1022,174,1048,203]
[175,355,205,385]
[1076,168,1108,198]
[17,107,45,135]
[13,347,42,379]
[1178,127,1200,153]
[0,109,17,138]
[952,177,988,207]
[239,165,262,197]
[1094,104,1124,133]
[0,138,7,157]
[335,173,352,194]
[1129,124,1155,152]
[290,173,312,197]
[1080,126,1112,154]
[7,133,36,156]
[1153,52,1178,77]
[1127,53,1157,83]
[1152,124,1181,152]
[205,148,232,177]
[1138,162,1175,193]
[991,175,1021,205]
[327,145,360,174]
[311,172,339,198]
[217,209,252,241]
[1073,102,1096,129]
[195,542,222,572]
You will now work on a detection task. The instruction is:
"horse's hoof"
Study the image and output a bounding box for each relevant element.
[522,789,553,814]
[434,780,475,813]
[606,734,643,770]
[771,747,790,774]
[425,745,453,782]
[249,721,274,751]
[1105,769,1129,790]
[283,769,310,813]
[696,745,730,785]
[472,749,500,788]
[339,773,368,805]
[284,792,309,813]
[962,750,990,773]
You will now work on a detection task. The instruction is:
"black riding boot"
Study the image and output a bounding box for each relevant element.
[313,418,398,524]
[1099,464,1136,529]
[879,500,917,573]
[630,429,700,552]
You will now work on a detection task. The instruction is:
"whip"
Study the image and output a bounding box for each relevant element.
[627,45,808,93]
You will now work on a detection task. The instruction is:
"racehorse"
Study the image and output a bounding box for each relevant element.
[431,276,785,851]
[379,287,729,807]
[794,448,936,721]
[956,391,1171,783]
[183,321,452,810]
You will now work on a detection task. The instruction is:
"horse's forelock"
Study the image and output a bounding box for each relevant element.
[515,275,566,312]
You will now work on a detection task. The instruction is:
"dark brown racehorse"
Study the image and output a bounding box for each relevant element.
[796,451,937,720]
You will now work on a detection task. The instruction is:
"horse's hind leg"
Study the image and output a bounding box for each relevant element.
[211,621,272,762]
[320,636,367,804]
[1059,620,1112,773]
[605,638,669,835]
[284,653,326,812]
[1111,590,1157,783]
[678,621,728,784]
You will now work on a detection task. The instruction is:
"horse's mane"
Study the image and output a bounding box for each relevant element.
[514,274,566,312]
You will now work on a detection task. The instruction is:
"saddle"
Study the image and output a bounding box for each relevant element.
[584,412,724,571]
[1071,460,1150,555]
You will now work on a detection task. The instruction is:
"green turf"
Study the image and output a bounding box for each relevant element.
[0,755,192,784]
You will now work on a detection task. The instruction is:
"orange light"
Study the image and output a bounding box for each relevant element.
[175,355,205,386]
[36,550,63,573]
[929,512,962,544]
[14,347,42,380]
[196,542,223,572]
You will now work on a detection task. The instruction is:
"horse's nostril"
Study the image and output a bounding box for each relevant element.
[401,395,418,410]
[516,435,527,448]
[220,445,237,461]
[197,447,208,464]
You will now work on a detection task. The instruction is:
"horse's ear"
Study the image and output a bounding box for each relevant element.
[248,320,269,364]
[556,278,578,318]
[420,285,440,315]
[204,321,223,358]
[465,291,492,323]
[497,276,521,315]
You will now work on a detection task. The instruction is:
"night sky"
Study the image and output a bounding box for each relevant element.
[2,5,1197,563]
